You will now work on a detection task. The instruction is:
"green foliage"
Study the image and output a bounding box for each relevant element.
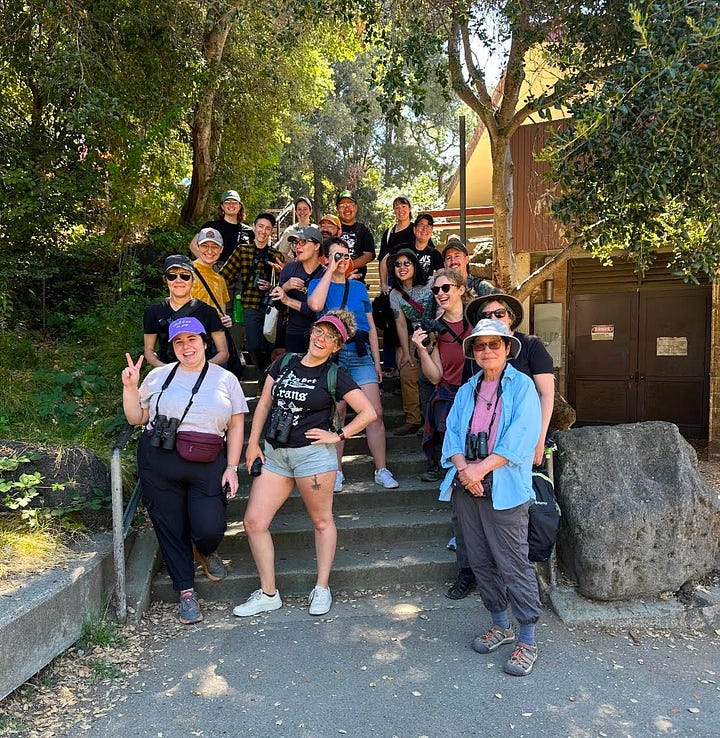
[79,615,126,650]
[0,332,38,370]
[0,455,66,529]
[542,0,720,280]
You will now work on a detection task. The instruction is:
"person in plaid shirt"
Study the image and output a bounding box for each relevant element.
[221,212,282,371]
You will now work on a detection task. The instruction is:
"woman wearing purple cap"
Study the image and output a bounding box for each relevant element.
[122,316,248,625]
[233,309,376,618]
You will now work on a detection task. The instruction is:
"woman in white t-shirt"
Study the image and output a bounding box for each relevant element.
[122,316,248,626]
[232,309,376,620]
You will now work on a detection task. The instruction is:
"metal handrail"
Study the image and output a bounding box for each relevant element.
[110,422,139,622]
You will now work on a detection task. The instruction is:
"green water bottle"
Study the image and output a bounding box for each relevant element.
[233,294,244,325]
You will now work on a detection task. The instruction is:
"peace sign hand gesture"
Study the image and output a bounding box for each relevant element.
[121,353,144,389]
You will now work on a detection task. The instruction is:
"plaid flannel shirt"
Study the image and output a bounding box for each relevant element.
[220,243,282,310]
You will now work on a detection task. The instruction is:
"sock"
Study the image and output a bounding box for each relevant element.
[491,611,511,630]
[262,590,277,598]
[518,623,536,646]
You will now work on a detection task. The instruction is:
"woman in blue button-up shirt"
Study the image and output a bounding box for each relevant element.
[440,318,543,677]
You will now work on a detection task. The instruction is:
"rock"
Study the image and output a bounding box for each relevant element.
[553,422,720,601]
[551,391,576,431]
[0,439,110,511]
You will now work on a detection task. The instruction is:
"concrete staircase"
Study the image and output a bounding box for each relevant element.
[150,364,457,603]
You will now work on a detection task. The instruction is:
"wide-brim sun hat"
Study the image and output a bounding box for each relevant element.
[466,289,524,331]
[463,318,521,360]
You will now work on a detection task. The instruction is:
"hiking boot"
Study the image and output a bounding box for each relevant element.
[308,585,333,616]
[178,590,203,625]
[193,546,227,581]
[446,568,476,600]
[394,423,421,436]
[472,625,516,654]
[421,467,442,482]
[334,471,344,493]
[374,467,399,489]
[503,642,538,676]
[233,589,282,617]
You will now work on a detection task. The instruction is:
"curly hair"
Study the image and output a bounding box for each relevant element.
[320,308,357,344]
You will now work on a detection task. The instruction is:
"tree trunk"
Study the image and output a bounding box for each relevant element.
[491,137,517,291]
[179,6,236,225]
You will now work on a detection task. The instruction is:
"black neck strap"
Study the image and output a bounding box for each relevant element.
[469,365,506,438]
[153,361,210,428]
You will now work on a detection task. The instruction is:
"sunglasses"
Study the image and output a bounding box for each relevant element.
[472,339,505,352]
[166,272,192,282]
[431,283,455,295]
[333,252,350,262]
[480,308,507,320]
[394,260,412,268]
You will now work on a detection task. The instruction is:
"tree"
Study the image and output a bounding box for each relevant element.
[363,0,638,296]
[541,0,720,283]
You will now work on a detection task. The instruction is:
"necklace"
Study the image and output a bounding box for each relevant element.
[477,391,495,411]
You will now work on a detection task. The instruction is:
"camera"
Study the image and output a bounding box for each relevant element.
[150,415,180,450]
[464,431,489,461]
[266,408,293,444]
[250,457,263,477]
[412,315,446,347]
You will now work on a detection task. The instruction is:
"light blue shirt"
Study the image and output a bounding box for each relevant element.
[439,363,541,509]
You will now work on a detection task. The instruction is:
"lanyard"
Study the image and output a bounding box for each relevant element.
[152,362,210,429]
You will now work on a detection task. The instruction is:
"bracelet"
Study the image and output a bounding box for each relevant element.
[226,464,239,472]
[337,430,347,441]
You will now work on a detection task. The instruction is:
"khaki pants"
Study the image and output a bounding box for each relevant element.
[397,350,421,425]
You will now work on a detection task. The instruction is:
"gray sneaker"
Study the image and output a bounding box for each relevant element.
[179,590,203,625]
[194,546,228,581]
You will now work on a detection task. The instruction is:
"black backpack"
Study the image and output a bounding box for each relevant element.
[528,469,561,562]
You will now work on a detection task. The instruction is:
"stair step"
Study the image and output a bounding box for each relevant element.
[219,506,451,553]
[230,474,443,513]
[152,540,457,602]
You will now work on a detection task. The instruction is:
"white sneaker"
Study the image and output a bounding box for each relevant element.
[374,467,399,489]
[232,588,282,617]
[308,585,333,616]
[334,471,344,493]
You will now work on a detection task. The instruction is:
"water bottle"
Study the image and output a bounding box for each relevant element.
[233,294,244,325]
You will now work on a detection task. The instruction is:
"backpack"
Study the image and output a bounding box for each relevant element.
[528,469,561,562]
[278,353,341,431]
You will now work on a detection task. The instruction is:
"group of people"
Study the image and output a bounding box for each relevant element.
[121,189,555,677]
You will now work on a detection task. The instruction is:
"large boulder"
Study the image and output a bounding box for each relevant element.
[553,422,720,601]
[0,440,110,522]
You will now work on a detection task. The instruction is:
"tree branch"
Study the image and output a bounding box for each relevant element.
[512,243,583,301]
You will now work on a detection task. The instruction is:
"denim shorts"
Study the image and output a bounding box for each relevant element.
[338,346,377,386]
[263,442,338,478]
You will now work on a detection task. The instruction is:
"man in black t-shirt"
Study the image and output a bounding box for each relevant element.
[188,190,254,265]
[336,190,375,281]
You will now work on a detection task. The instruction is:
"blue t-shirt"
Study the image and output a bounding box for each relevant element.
[307,279,371,333]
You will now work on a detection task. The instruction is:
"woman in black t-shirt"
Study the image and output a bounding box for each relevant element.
[233,309,377,620]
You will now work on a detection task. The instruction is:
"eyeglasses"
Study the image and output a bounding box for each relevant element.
[166,272,192,282]
[480,308,508,320]
[394,260,412,268]
[472,339,505,352]
[311,326,336,342]
[333,252,350,262]
[431,284,455,295]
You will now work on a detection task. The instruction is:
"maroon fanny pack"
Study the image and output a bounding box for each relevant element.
[175,431,224,463]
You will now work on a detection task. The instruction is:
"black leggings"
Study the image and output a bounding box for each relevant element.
[138,434,227,591]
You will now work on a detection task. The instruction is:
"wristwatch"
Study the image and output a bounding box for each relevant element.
[337,430,347,441]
